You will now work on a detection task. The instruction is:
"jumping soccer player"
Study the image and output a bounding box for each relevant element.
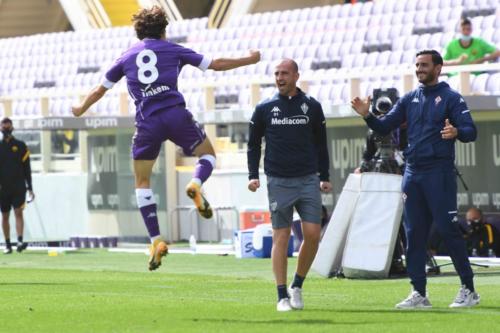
[72,6,260,271]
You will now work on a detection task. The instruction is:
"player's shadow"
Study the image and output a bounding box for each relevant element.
[197,318,378,325]
[313,308,477,315]
[0,282,74,286]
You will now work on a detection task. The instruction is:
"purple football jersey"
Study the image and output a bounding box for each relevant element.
[102,39,211,119]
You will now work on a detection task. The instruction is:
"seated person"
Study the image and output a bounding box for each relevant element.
[463,207,497,257]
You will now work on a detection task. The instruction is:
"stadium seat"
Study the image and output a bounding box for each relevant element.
[471,73,490,94]
[486,73,500,94]
[360,1,373,16]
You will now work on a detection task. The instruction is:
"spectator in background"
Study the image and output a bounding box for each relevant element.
[463,207,497,257]
[0,118,34,254]
[443,18,500,69]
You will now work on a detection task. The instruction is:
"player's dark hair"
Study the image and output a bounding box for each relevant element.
[461,17,472,26]
[1,117,12,125]
[132,6,169,40]
[416,49,443,66]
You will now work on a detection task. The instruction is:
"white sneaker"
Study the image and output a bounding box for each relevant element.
[449,286,480,308]
[288,287,304,310]
[395,291,432,309]
[276,298,293,312]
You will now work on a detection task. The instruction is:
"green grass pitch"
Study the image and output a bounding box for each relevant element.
[1,249,500,333]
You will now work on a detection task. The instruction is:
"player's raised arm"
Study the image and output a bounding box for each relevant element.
[208,50,261,71]
[72,85,108,117]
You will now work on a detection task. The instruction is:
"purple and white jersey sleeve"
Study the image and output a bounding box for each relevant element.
[178,46,212,71]
[102,58,125,89]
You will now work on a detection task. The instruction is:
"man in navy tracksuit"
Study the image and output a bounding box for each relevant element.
[351,50,479,308]
[247,59,331,311]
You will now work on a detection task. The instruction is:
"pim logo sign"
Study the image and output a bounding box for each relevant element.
[271,115,309,125]
[331,138,365,179]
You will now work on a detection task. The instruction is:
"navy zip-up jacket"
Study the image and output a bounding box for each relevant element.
[247,89,330,181]
[364,81,476,170]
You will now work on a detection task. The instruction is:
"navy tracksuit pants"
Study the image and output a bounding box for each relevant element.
[402,167,473,294]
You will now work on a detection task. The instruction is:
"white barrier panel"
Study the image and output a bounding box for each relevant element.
[342,173,403,279]
[312,174,361,277]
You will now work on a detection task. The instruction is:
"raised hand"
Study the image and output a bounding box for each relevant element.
[249,49,261,64]
[351,96,372,117]
[441,118,458,139]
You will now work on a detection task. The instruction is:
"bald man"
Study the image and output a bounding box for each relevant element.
[247,59,332,311]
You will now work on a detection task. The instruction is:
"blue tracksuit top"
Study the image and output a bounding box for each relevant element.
[364,81,477,170]
[247,89,330,181]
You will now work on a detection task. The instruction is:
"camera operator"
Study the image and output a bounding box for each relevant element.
[463,207,497,257]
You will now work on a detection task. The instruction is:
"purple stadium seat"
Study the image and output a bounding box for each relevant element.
[339,3,350,18]
[328,5,340,19]
[360,1,373,16]
[463,0,477,9]
[485,73,500,94]
[494,29,500,44]
[308,6,321,20]
[335,17,349,30]
[350,3,363,17]
[481,15,495,30]
[449,6,464,21]
[405,0,418,12]
[383,0,398,13]
[371,0,384,15]
[425,10,439,25]
[364,52,379,68]
[320,31,334,45]
[388,24,403,40]
[339,42,353,57]
[471,73,490,94]
[354,28,368,42]
[439,0,453,7]
[304,44,318,58]
[416,0,430,11]
[317,6,330,20]
[437,8,452,24]
[416,34,431,49]
[368,14,383,27]
[472,16,484,29]
[377,51,391,66]
[394,0,407,12]
[289,9,301,22]
[349,42,363,55]
[377,25,392,43]
[365,26,379,42]
[392,36,406,51]
[428,32,444,49]
[341,54,356,68]
[479,28,493,42]
[314,19,328,32]
[333,30,345,44]
[402,49,417,65]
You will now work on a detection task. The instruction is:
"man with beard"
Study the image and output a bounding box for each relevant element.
[351,50,479,308]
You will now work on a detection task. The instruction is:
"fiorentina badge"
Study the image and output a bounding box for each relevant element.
[301,103,309,114]
[435,96,442,106]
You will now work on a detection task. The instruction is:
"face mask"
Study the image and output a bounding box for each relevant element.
[460,35,472,42]
[1,129,12,137]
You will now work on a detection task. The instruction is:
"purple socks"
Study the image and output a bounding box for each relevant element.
[136,188,160,239]
[193,154,215,184]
